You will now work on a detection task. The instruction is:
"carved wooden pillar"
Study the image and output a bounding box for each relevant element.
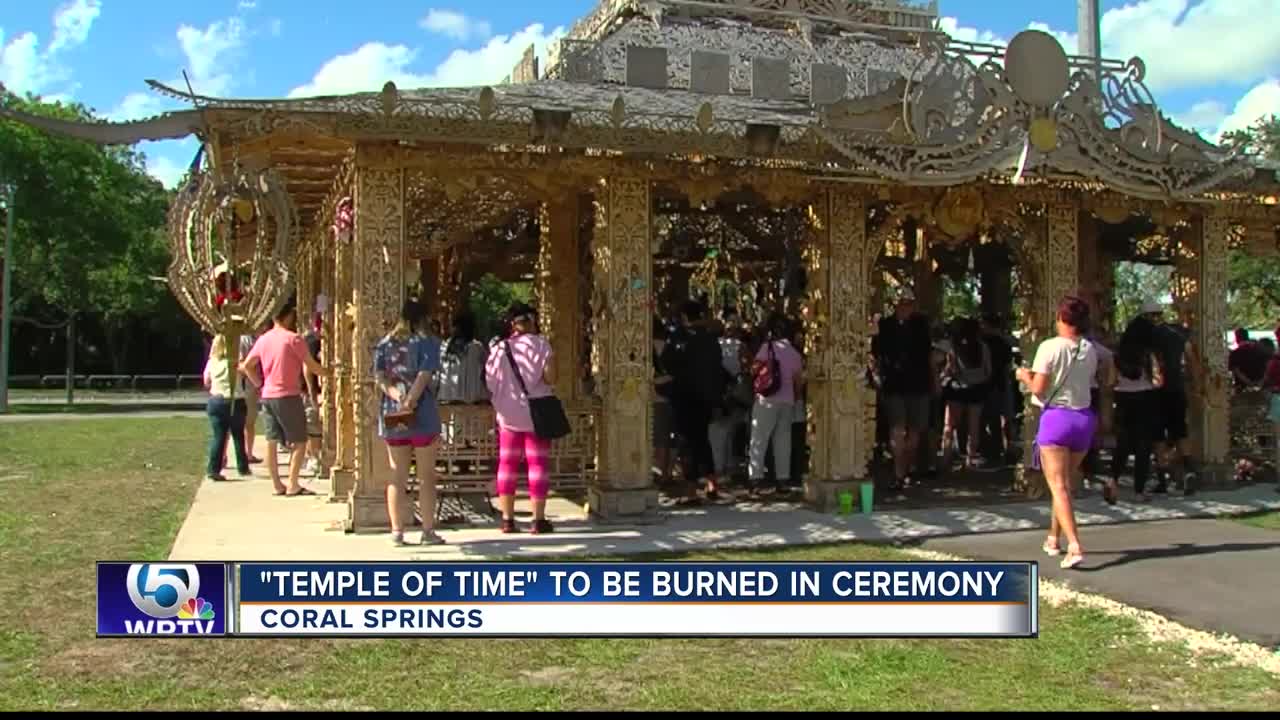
[587,176,657,520]
[804,188,873,510]
[330,221,357,500]
[347,144,405,531]
[537,199,583,401]
[1191,213,1231,478]
[1016,203,1078,495]
[438,244,464,329]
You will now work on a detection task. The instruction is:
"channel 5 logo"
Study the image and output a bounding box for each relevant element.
[97,562,227,636]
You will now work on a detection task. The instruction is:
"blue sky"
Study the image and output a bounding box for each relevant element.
[2,0,1277,187]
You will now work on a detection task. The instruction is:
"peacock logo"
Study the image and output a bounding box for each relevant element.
[177,597,216,621]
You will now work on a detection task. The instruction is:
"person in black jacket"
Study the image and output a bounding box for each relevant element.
[668,300,727,504]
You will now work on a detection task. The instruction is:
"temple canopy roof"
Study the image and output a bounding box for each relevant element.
[1,0,1276,215]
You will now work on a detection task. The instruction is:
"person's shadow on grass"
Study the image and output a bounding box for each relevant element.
[1079,541,1280,572]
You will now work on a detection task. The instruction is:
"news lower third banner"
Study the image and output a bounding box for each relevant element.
[98,561,1037,638]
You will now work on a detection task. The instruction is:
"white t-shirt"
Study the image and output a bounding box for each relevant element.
[1030,336,1098,410]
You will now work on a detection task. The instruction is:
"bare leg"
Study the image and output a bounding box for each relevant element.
[285,442,306,493]
[891,425,909,481]
[266,441,283,494]
[1042,445,1084,566]
[965,403,982,464]
[414,443,441,540]
[386,444,412,535]
[941,403,959,471]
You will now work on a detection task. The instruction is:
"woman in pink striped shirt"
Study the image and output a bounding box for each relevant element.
[485,303,557,535]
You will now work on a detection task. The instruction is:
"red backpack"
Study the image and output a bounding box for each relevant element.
[752,341,782,397]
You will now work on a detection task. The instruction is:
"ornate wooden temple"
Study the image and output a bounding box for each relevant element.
[5,0,1278,529]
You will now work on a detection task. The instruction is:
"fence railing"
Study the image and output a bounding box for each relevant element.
[8,374,205,392]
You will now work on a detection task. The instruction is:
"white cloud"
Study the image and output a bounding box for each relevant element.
[107,17,247,120]
[269,19,283,37]
[937,16,1002,46]
[146,154,188,189]
[1214,79,1280,139]
[107,91,165,121]
[176,17,245,97]
[1173,99,1228,137]
[238,0,257,9]
[1099,0,1280,94]
[49,0,102,54]
[289,22,564,98]
[1026,22,1078,56]
[419,9,492,42]
[943,1,1280,95]
[0,0,100,97]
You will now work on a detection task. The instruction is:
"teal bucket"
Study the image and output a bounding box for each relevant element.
[859,482,874,515]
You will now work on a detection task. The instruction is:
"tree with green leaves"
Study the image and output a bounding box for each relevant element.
[0,92,175,383]
[1222,114,1280,332]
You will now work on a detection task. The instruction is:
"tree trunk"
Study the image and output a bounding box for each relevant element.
[102,319,130,375]
[65,312,75,405]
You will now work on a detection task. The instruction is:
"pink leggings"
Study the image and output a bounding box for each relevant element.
[496,429,551,500]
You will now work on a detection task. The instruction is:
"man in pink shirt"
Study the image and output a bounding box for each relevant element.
[240,304,329,496]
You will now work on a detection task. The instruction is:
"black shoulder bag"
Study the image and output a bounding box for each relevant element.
[503,340,571,440]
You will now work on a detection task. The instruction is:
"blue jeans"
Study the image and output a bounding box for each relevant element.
[207,397,249,476]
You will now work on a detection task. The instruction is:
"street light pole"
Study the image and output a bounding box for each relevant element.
[0,181,14,414]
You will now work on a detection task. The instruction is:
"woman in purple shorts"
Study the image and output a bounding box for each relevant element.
[1016,296,1099,569]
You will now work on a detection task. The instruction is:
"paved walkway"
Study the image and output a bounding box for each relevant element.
[170,459,1280,563]
[925,519,1280,648]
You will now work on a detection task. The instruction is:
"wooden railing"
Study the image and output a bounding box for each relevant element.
[410,401,600,496]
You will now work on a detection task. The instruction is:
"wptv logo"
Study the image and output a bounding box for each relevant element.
[97,561,227,636]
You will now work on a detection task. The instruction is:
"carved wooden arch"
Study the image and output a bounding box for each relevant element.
[405,171,552,259]
[866,198,1045,326]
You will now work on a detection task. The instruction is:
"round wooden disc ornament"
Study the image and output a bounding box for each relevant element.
[1004,30,1070,107]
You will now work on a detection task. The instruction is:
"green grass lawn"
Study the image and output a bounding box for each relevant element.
[1231,511,1280,531]
[0,419,1276,711]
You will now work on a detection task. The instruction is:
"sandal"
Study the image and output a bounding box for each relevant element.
[1042,538,1062,557]
[1060,546,1085,570]
[500,517,518,534]
[285,487,317,497]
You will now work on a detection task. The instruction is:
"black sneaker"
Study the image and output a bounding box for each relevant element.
[531,518,555,535]
[1153,473,1171,494]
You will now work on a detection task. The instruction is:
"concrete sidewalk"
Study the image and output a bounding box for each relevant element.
[169,462,1280,562]
[924,519,1280,648]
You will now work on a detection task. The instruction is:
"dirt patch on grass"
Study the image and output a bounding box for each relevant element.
[519,666,576,686]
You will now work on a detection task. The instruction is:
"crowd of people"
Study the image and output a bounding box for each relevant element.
[649,300,808,505]
[197,283,1265,557]
[871,292,1021,490]
[200,298,569,546]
